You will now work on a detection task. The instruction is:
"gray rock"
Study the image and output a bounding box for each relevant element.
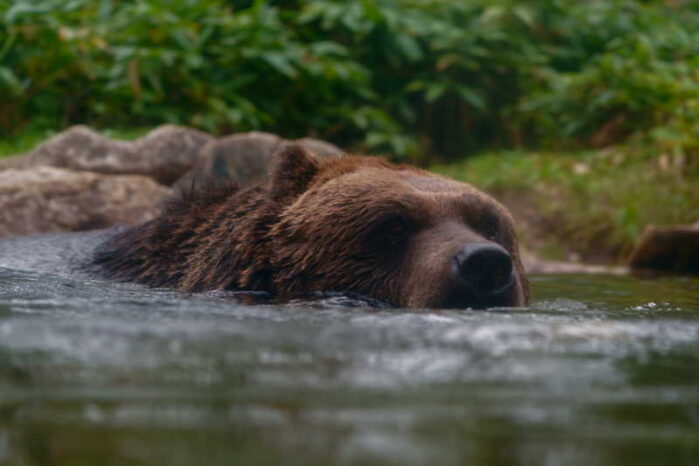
[296,137,345,159]
[0,167,171,238]
[0,125,214,185]
[176,132,344,190]
[628,223,699,275]
[194,132,281,186]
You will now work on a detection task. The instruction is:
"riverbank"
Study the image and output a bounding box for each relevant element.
[434,148,698,265]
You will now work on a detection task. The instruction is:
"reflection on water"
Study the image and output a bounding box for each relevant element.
[0,269,698,465]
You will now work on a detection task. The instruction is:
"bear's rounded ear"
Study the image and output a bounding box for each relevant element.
[269,143,319,202]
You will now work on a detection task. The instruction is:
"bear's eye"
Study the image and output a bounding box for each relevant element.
[484,223,499,242]
[385,218,408,238]
[470,209,501,243]
[369,215,416,250]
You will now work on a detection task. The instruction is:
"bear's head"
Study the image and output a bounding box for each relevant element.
[264,145,529,309]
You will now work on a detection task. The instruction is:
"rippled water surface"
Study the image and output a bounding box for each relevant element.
[0,268,698,465]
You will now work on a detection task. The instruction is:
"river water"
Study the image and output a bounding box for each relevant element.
[0,268,697,465]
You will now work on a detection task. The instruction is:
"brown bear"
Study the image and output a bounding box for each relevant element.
[92,145,529,309]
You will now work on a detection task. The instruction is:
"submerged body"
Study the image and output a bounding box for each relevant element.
[90,145,528,309]
[0,145,527,308]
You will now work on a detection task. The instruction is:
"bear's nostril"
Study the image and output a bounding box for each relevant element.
[452,243,514,297]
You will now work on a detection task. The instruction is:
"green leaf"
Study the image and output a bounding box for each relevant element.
[425,83,447,103]
[456,86,486,110]
[263,52,298,78]
[5,2,51,24]
[394,33,422,62]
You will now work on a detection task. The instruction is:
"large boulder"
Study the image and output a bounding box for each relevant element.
[0,167,171,238]
[0,126,345,238]
[175,132,344,189]
[628,223,699,275]
[296,137,345,159]
[0,125,214,185]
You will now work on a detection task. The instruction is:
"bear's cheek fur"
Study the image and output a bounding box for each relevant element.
[266,212,404,302]
[268,235,404,302]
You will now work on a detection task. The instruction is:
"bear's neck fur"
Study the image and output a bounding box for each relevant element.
[91,145,392,293]
[92,182,266,291]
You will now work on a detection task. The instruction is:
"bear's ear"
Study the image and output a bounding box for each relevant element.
[269,143,319,202]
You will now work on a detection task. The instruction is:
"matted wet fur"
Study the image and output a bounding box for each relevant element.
[92,145,529,308]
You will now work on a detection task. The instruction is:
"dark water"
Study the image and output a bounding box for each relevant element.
[0,268,698,466]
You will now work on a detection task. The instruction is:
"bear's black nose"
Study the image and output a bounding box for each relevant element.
[452,243,514,298]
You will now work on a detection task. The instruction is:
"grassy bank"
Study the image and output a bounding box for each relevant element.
[434,148,698,264]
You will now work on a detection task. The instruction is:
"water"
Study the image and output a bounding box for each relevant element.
[0,267,698,465]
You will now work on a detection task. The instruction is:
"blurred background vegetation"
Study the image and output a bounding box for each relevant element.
[0,0,697,261]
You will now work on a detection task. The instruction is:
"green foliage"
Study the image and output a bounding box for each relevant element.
[0,128,54,158]
[519,0,699,154]
[1,0,699,160]
[0,0,374,149]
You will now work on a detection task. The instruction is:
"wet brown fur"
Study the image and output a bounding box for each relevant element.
[93,145,529,308]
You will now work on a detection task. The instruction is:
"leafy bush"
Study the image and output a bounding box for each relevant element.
[519,1,699,154]
[1,0,698,161]
[1,0,373,144]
